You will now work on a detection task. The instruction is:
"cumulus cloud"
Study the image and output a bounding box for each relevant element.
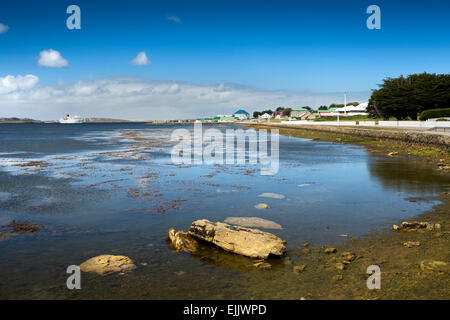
[0,76,370,120]
[38,49,69,68]
[0,23,9,34]
[167,16,181,24]
[0,74,39,94]
[130,51,151,66]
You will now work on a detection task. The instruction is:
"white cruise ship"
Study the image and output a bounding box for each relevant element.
[59,114,84,124]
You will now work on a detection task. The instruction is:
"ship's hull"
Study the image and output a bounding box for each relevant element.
[59,117,84,124]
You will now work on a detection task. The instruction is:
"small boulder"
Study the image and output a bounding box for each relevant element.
[324,247,337,254]
[403,241,420,248]
[342,252,357,262]
[80,255,136,275]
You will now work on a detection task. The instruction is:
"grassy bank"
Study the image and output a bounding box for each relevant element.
[243,123,450,299]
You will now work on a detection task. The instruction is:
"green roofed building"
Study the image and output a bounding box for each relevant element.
[218,116,236,122]
[290,107,312,118]
[317,107,339,117]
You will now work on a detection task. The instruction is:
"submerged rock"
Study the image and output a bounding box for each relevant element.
[167,228,198,253]
[254,203,269,210]
[293,264,307,274]
[284,257,292,266]
[188,219,286,259]
[224,217,282,230]
[420,260,449,273]
[253,261,272,270]
[258,193,285,199]
[0,192,12,202]
[298,182,315,187]
[80,255,136,275]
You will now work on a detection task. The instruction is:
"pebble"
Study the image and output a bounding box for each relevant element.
[293,265,307,274]
[335,263,345,270]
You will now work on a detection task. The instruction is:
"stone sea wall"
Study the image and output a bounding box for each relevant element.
[269,124,450,150]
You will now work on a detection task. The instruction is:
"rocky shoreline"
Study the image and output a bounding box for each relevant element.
[248,123,450,168]
[250,123,449,148]
[237,123,450,299]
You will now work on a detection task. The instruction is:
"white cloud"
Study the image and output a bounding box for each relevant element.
[0,74,39,94]
[130,51,151,66]
[0,23,9,34]
[168,16,181,24]
[38,49,69,68]
[0,76,370,120]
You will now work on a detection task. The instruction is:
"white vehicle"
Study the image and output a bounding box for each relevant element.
[59,114,84,124]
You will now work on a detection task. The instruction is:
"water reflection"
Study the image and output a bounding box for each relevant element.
[368,158,450,194]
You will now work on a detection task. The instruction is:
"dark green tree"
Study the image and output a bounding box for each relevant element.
[253,111,261,119]
[282,108,292,116]
[367,73,450,120]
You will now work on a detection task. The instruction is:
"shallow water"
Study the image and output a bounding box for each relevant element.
[0,123,447,299]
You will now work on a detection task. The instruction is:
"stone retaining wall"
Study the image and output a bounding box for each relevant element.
[267,124,450,149]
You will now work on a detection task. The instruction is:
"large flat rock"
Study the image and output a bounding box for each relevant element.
[188,219,286,259]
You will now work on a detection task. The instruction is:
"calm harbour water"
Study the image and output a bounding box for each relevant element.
[0,123,447,299]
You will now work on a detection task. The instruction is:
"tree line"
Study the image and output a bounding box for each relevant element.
[367,72,450,120]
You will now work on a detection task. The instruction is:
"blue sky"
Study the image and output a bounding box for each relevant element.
[0,0,449,119]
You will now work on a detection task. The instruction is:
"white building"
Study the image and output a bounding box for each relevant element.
[334,102,369,116]
[260,113,273,119]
